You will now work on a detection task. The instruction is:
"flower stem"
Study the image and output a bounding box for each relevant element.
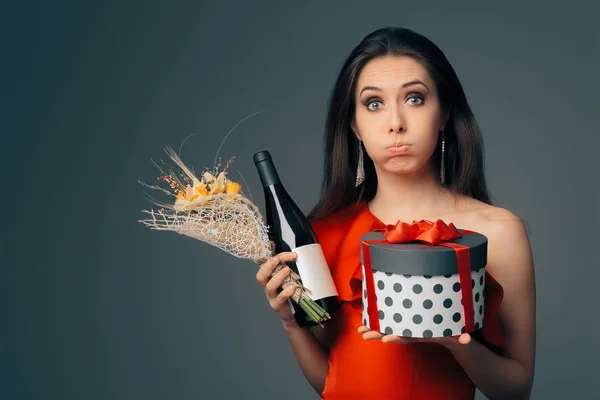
[298,297,332,328]
[299,299,324,328]
[271,262,334,327]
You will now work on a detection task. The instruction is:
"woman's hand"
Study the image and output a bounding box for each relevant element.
[256,252,299,327]
[357,324,472,348]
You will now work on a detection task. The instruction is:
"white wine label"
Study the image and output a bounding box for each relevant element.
[291,243,339,301]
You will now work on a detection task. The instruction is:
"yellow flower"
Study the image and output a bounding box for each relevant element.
[195,184,209,197]
[176,191,185,201]
[226,181,242,195]
[203,171,215,183]
[208,172,226,195]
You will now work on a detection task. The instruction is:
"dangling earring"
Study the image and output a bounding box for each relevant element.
[440,131,446,185]
[355,140,365,187]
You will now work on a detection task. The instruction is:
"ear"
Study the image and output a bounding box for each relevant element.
[441,106,451,131]
[351,117,362,140]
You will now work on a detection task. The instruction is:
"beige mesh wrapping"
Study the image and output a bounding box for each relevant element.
[138,194,310,303]
[139,194,272,264]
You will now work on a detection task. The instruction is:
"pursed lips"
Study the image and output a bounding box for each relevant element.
[386,143,412,154]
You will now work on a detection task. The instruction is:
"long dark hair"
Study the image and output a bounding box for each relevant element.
[307,26,494,222]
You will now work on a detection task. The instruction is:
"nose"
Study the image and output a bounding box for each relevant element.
[388,105,406,133]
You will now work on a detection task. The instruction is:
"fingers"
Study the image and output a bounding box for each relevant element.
[255,257,280,287]
[357,325,385,341]
[357,325,442,344]
[255,252,297,287]
[381,335,410,344]
[276,251,298,264]
[457,333,472,345]
[265,266,291,298]
[360,330,408,344]
[361,330,385,341]
[274,285,296,304]
[357,325,370,333]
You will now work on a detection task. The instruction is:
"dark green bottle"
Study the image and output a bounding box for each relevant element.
[253,150,341,327]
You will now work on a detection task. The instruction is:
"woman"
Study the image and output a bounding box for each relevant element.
[256,26,536,399]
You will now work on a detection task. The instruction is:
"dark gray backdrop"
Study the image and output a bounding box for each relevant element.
[2,1,599,399]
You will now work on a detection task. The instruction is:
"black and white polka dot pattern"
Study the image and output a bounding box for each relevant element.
[362,266,486,338]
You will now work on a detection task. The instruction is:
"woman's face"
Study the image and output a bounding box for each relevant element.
[352,56,448,178]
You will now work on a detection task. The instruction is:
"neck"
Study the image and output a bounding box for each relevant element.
[367,163,456,223]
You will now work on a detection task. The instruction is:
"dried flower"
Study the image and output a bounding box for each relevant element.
[223,156,236,174]
[157,175,182,193]
[195,184,209,197]
[226,181,242,195]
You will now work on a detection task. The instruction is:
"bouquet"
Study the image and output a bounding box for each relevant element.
[138,147,332,327]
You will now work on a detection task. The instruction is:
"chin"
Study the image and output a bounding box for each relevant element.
[379,159,423,175]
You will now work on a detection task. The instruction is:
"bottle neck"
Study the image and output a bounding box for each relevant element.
[254,151,282,188]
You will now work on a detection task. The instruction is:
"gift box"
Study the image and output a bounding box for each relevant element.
[360,220,488,338]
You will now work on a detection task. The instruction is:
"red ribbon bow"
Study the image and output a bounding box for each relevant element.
[383,219,463,245]
[362,219,477,335]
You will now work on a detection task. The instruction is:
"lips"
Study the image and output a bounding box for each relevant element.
[386,144,411,154]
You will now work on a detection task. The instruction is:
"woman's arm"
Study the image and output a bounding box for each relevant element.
[278,321,330,396]
[256,252,331,396]
[446,212,536,399]
[359,210,536,399]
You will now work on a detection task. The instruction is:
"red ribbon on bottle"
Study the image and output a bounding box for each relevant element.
[362,219,476,335]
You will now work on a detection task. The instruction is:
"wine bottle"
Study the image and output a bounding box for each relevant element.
[253,150,341,327]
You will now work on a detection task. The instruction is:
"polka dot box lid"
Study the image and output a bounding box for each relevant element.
[359,230,488,275]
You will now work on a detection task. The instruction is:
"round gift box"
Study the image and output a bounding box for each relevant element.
[360,230,488,338]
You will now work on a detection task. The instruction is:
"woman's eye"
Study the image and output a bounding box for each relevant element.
[407,95,424,106]
[366,100,382,111]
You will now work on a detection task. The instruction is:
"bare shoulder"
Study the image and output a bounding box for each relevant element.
[450,198,531,265]
[453,196,525,235]
[476,205,528,245]
[453,197,533,278]
[479,206,526,236]
[478,204,523,224]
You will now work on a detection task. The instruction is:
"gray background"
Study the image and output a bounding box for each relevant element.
[1,1,599,399]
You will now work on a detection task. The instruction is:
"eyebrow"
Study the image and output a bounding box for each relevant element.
[359,80,428,96]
